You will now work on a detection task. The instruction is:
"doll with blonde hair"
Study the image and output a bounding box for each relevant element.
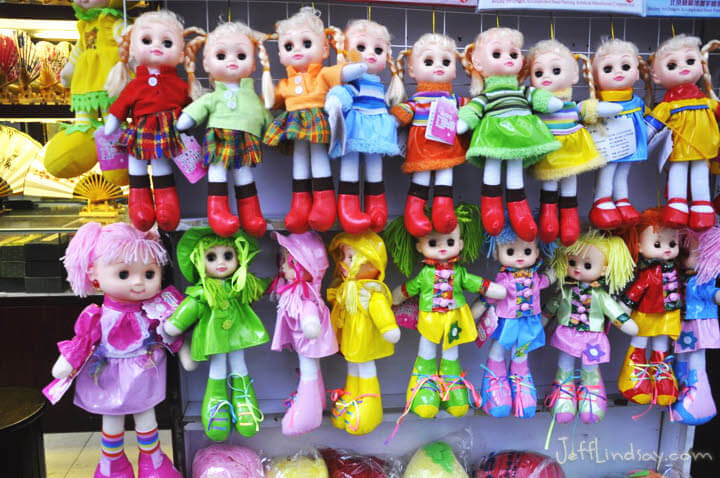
[527,39,620,246]
[325,19,399,234]
[646,34,720,231]
[458,28,562,243]
[104,10,202,232]
[177,22,273,238]
[263,7,367,233]
[589,39,653,229]
[387,33,469,238]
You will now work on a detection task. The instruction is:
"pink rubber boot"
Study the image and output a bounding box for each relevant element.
[137,450,181,478]
[510,359,537,418]
[281,373,324,436]
[578,367,607,424]
[672,367,717,425]
[481,357,512,417]
[94,452,134,478]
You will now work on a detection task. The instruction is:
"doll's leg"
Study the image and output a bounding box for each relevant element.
[509,347,537,418]
[337,151,371,233]
[578,363,606,424]
[439,345,470,417]
[346,361,383,435]
[689,160,714,230]
[234,165,266,237]
[282,355,323,436]
[308,142,336,231]
[619,336,652,404]
[128,154,155,231]
[228,349,262,437]
[96,415,132,478]
[650,335,679,406]
[481,158,504,236]
[558,175,579,246]
[550,352,578,424]
[431,168,457,234]
[406,337,441,418]
[404,171,433,237]
[363,153,387,232]
[202,353,232,441]
[664,161,690,227]
[505,159,537,242]
[481,340,512,417]
[613,162,640,224]
[207,163,240,237]
[539,180,560,243]
[286,140,312,233]
[590,163,623,229]
[149,157,180,231]
[134,408,180,477]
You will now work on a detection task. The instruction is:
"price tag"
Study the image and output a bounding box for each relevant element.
[425,96,458,145]
[588,116,636,162]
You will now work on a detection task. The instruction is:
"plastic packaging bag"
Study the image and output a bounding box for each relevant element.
[403,430,472,478]
[192,444,264,478]
[474,450,565,478]
[266,449,329,478]
[320,448,402,478]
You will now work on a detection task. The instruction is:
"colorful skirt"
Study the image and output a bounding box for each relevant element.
[674,318,720,353]
[533,128,606,181]
[491,314,545,357]
[263,107,330,147]
[417,304,477,350]
[551,325,611,366]
[632,309,682,339]
[402,126,467,173]
[330,110,400,158]
[204,128,262,168]
[116,109,184,161]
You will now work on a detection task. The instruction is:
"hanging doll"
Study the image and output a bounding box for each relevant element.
[48,222,189,478]
[457,27,562,242]
[386,204,506,419]
[263,7,367,233]
[589,39,653,229]
[476,220,554,418]
[268,231,338,436]
[163,227,269,441]
[44,0,125,183]
[545,230,638,425]
[645,35,720,231]
[618,208,682,406]
[527,39,620,246]
[104,10,202,232]
[671,226,720,425]
[325,19,399,234]
[386,33,468,238]
[178,22,274,238]
[326,231,400,435]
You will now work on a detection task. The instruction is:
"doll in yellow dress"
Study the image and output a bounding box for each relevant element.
[327,231,401,435]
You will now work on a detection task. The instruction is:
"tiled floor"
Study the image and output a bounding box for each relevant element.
[44,430,173,478]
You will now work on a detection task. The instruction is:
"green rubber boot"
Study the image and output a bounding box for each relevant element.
[439,358,470,417]
[405,356,440,419]
[201,377,232,442]
[230,374,263,437]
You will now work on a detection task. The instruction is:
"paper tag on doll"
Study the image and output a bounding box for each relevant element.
[43,377,73,405]
[425,97,458,145]
[587,116,636,162]
[172,134,207,184]
[327,99,346,157]
[94,128,128,173]
[393,296,419,330]
[142,285,184,321]
[475,305,499,349]
[649,128,673,172]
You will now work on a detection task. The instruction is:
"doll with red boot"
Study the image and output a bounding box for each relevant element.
[387,33,469,238]
[104,10,202,232]
[178,22,274,238]
[618,208,682,406]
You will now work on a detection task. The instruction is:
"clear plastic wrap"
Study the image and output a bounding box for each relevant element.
[474,450,565,478]
[319,448,402,478]
[265,448,329,478]
[192,444,264,478]
[403,429,473,478]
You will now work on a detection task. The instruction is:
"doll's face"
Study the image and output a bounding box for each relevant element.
[346,29,388,75]
[75,0,109,8]
[280,248,312,282]
[566,245,607,283]
[472,37,523,78]
[638,227,679,261]
[593,53,639,91]
[277,27,328,71]
[496,239,539,269]
[204,33,255,83]
[130,21,184,68]
[204,245,238,279]
[530,52,578,92]
[652,47,704,89]
[416,226,463,262]
[339,244,379,280]
[89,259,162,303]
[408,44,457,83]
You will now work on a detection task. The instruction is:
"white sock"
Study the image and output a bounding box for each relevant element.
[506,159,524,189]
[293,140,310,180]
[434,168,453,186]
[310,143,331,178]
[595,163,616,202]
[340,152,360,182]
[364,154,383,183]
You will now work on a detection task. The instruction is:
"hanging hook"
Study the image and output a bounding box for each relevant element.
[550,15,555,40]
[367,4,371,21]
[610,17,615,39]
[671,23,676,37]
[227,0,231,22]
[432,8,436,34]
[496,14,500,28]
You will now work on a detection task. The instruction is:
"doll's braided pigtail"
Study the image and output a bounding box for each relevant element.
[638,55,654,107]
[254,32,275,109]
[326,26,346,63]
[386,49,410,106]
[575,53,596,100]
[184,33,207,100]
[701,40,720,101]
[462,43,484,97]
[104,25,133,98]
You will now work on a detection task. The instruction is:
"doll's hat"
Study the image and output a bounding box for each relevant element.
[176,227,255,284]
[328,231,387,280]
[272,231,328,282]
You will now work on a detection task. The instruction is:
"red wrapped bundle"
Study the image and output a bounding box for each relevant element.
[319,448,389,478]
[475,451,565,478]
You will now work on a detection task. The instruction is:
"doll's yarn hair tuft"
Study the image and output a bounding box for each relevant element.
[682,225,720,285]
[592,38,654,106]
[462,28,524,97]
[62,222,168,297]
[620,207,665,262]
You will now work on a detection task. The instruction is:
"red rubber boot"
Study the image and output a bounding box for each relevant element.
[207,183,239,237]
[559,196,580,247]
[128,175,155,232]
[539,189,559,243]
[236,183,266,237]
[285,179,312,234]
[337,181,370,234]
[506,188,537,242]
[404,183,432,237]
[481,184,504,236]
[152,175,180,232]
[308,177,337,232]
[431,186,457,234]
[364,182,388,233]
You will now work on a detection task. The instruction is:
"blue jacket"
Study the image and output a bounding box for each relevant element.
[684,274,720,320]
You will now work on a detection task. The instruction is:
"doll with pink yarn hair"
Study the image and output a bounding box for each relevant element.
[47,222,194,478]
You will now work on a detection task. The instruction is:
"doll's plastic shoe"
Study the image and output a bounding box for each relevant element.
[207,195,240,237]
[153,185,181,232]
[230,374,263,437]
[281,375,323,436]
[480,193,504,236]
[364,191,388,232]
[650,350,678,406]
[346,377,383,435]
[618,346,652,405]
[589,197,622,229]
[559,205,580,247]
[94,452,134,478]
[338,193,371,234]
[129,187,156,232]
[439,359,469,417]
[578,367,606,424]
[285,191,312,233]
[615,199,640,225]
[539,200,559,243]
[404,195,432,237]
[237,195,267,237]
[507,198,537,242]
[431,196,458,235]
[308,186,337,232]
[137,450,182,478]
[509,360,537,418]
[689,201,716,231]
[331,375,358,430]
[662,199,689,228]
[547,368,576,424]
[201,378,232,442]
[481,358,511,417]
[406,356,440,418]
[672,367,717,425]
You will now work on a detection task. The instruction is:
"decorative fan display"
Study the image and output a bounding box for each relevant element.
[0,125,42,198]
[0,34,19,88]
[35,41,70,88]
[14,31,40,89]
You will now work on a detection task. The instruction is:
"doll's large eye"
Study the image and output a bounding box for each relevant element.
[603,65,612,73]
[303,39,312,49]
[447,238,455,247]
[622,63,631,71]
[145,270,155,279]
[284,42,293,52]
[492,51,501,59]
[584,262,593,270]
[223,251,234,261]
[442,59,451,67]
[568,259,577,267]
[510,52,519,59]
[506,248,515,256]
[667,62,677,71]
[356,43,366,52]
[374,47,384,55]
[687,58,696,66]
[428,239,437,247]
[118,270,129,280]
[206,252,217,262]
[237,53,247,60]
[216,52,226,60]
[552,67,562,75]
[524,248,533,256]
[163,39,173,49]
[424,58,433,66]
[142,37,152,45]
[654,241,662,248]
[669,240,677,248]
[534,70,543,78]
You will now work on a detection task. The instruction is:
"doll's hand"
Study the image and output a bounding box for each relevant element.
[104,114,120,135]
[341,62,368,82]
[597,101,623,118]
[163,321,183,337]
[485,282,508,300]
[470,299,487,320]
[178,342,198,372]
[619,317,639,336]
[60,63,74,88]
[301,314,322,339]
[619,302,632,316]
[324,94,343,116]
[547,96,564,113]
[51,355,73,379]
[383,327,401,344]
[176,113,195,131]
[456,118,469,135]
[391,285,407,306]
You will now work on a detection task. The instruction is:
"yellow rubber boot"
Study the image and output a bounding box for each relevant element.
[44,129,97,178]
[331,374,358,430]
[405,356,440,419]
[617,346,652,405]
[346,376,383,436]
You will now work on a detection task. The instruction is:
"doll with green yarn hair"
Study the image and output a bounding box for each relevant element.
[386,204,506,421]
[163,227,269,442]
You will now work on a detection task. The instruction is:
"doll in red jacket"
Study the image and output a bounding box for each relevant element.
[104,10,201,232]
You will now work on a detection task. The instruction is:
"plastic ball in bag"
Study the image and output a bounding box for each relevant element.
[320,448,389,478]
[475,451,565,478]
[192,444,263,478]
[404,442,469,478]
[267,454,329,478]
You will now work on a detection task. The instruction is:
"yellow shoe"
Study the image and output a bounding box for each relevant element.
[346,376,383,435]
[406,356,440,419]
[44,129,97,178]
[331,374,358,430]
[617,346,652,405]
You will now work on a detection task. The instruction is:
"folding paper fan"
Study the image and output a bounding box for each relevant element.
[35,41,70,87]
[0,125,42,198]
[15,31,40,87]
[0,34,19,87]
